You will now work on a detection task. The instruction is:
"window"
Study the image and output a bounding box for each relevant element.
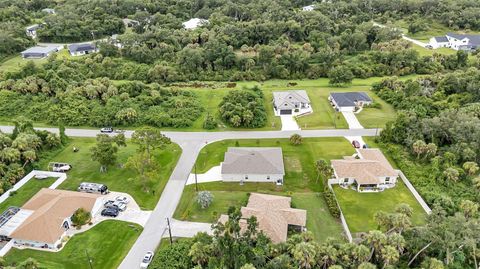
[343,178,349,183]
[245,175,248,179]
[267,176,270,180]
[385,177,390,183]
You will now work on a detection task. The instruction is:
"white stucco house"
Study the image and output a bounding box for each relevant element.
[25,24,41,38]
[329,92,372,112]
[273,90,312,116]
[302,5,315,11]
[0,189,101,250]
[429,33,480,51]
[182,18,209,30]
[331,148,398,192]
[221,147,285,185]
[68,43,98,56]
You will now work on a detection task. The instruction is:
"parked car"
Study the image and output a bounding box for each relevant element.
[351,140,361,148]
[100,127,113,133]
[113,200,127,211]
[101,208,119,217]
[104,199,115,207]
[78,182,109,195]
[140,251,154,268]
[425,45,433,49]
[50,162,72,172]
[115,195,130,204]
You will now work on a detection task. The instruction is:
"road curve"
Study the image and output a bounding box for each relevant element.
[0,125,379,268]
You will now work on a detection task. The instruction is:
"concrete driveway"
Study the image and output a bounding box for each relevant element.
[186,166,222,185]
[280,115,300,131]
[341,111,364,129]
[96,192,152,227]
[344,136,366,148]
[166,219,213,238]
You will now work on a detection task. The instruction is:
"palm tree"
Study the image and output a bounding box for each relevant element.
[189,242,211,266]
[463,162,479,176]
[0,147,21,163]
[21,150,37,168]
[315,159,333,185]
[381,245,399,268]
[365,230,387,262]
[317,243,338,269]
[292,242,317,269]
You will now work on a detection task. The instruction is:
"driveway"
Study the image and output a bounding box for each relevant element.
[97,191,152,227]
[402,35,428,47]
[344,136,366,148]
[341,111,364,129]
[166,219,213,238]
[280,115,300,131]
[186,166,222,185]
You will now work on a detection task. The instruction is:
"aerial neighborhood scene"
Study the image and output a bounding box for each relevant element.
[1,0,480,268]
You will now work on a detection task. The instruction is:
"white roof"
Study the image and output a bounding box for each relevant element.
[21,46,58,54]
[0,209,33,237]
[182,18,208,29]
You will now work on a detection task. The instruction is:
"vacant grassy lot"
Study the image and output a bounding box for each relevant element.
[333,181,426,233]
[5,220,142,269]
[0,177,56,213]
[174,137,356,242]
[38,137,181,210]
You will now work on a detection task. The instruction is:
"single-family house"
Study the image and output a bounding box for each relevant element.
[429,33,480,51]
[273,90,312,116]
[302,5,315,11]
[429,36,449,49]
[122,18,140,28]
[221,147,285,185]
[182,18,209,30]
[25,24,41,38]
[331,148,398,192]
[328,92,372,112]
[0,188,101,249]
[68,43,98,56]
[218,193,306,243]
[42,8,55,14]
[21,45,61,59]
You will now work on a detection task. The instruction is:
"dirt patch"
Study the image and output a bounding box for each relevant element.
[285,156,302,172]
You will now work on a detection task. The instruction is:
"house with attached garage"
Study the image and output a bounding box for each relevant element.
[330,148,398,192]
[221,147,285,185]
[0,188,102,250]
[68,43,98,56]
[328,92,372,112]
[430,33,480,51]
[273,90,312,116]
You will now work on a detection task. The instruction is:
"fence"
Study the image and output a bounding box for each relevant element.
[397,170,432,214]
[327,178,353,242]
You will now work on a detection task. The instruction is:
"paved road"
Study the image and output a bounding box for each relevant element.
[0,125,379,268]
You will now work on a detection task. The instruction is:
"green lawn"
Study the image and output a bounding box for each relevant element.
[333,181,426,234]
[0,49,72,74]
[5,220,142,269]
[38,137,181,210]
[0,177,56,214]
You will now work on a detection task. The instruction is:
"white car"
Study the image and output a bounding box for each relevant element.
[52,163,72,172]
[140,251,154,268]
[115,195,130,204]
[113,200,127,211]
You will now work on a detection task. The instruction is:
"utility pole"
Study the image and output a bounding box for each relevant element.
[194,164,198,192]
[166,217,173,245]
[85,249,93,269]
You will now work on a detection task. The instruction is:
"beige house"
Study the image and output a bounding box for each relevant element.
[6,189,102,249]
[218,193,306,243]
[221,147,285,185]
[331,148,398,192]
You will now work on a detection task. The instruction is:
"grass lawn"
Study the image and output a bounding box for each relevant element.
[0,177,56,213]
[333,181,426,234]
[5,220,142,269]
[0,49,72,74]
[38,137,181,210]
[174,137,356,242]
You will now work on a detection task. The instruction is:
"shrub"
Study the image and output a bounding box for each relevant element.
[196,191,214,209]
[203,114,217,130]
[71,208,91,227]
[323,188,341,218]
[289,134,303,145]
[9,190,17,197]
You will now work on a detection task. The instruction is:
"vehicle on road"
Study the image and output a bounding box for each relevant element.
[100,127,113,133]
[352,140,361,148]
[140,251,154,268]
[115,195,130,204]
[101,207,119,217]
[78,182,109,194]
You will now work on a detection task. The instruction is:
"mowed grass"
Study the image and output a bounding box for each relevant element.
[0,177,56,213]
[5,220,142,269]
[333,181,426,233]
[0,49,72,74]
[38,137,181,210]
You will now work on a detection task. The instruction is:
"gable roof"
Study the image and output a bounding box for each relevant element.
[10,188,100,244]
[273,90,310,110]
[447,33,480,46]
[330,92,372,107]
[21,46,58,55]
[331,148,397,185]
[218,193,306,243]
[221,147,284,175]
[68,43,96,53]
[434,36,449,43]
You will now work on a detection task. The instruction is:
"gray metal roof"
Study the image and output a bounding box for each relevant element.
[330,92,372,107]
[447,33,480,46]
[221,147,285,175]
[434,36,449,43]
[21,46,58,54]
[273,90,310,110]
[68,43,96,53]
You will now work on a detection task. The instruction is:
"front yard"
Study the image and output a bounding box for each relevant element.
[4,220,142,269]
[37,137,181,210]
[333,181,426,234]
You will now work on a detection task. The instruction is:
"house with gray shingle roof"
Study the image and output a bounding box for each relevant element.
[68,43,98,56]
[429,33,480,51]
[221,147,285,185]
[273,90,312,116]
[328,92,372,112]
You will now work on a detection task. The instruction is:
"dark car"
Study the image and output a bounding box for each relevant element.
[352,140,361,148]
[101,208,119,217]
[100,127,113,133]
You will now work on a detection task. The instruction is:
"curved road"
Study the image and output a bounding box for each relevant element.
[0,126,379,268]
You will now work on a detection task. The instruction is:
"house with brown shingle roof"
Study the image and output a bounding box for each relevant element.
[218,193,306,243]
[331,148,398,192]
[221,147,285,185]
[8,188,102,249]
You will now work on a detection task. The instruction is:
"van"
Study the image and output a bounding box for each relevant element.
[78,182,109,195]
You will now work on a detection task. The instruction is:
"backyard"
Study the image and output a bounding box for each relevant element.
[0,177,56,214]
[37,137,181,210]
[4,220,142,269]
